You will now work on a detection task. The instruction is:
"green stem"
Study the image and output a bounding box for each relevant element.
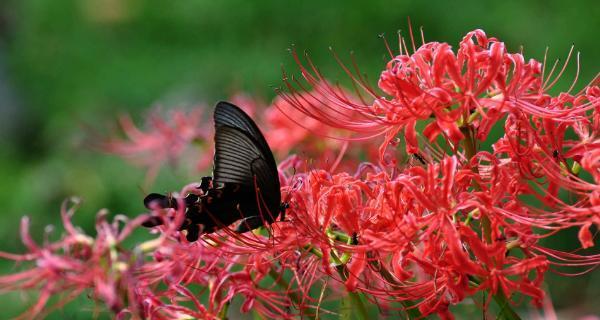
[334,265,369,320]
[331,232,421,318]
[368,259,421,319]
[462,125,521,320]
[348,291,369,320]
[461,124,492,243]
[492,290,522,320]
[326,244,369,319]
[464,208,479,226]
[268,269,315,320]
[217,301,230,320]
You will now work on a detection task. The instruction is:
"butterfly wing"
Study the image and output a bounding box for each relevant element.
[214,101,278,171]
[213,124,281,222]
[213,102,281,224]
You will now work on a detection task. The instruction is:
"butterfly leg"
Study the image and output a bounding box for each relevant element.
[185,223,200,242]
[199,176,213,194]
[279,202,289,222]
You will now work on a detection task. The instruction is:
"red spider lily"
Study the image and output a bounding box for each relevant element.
[267,84,383,172]
[279,157,552,317]
[103,107,212,185]
[0,197,309,319]
[0,199,152,319]
[275,27,599,317]
[266,90,340,156]
[1,28,599,319]
[280,30,597,158]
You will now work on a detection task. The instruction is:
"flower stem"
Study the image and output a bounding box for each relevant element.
[334,264,369,320]
[367,258,421,318]
[268,268,315,319]
[347,291,369,320]
[493,290,522,320]
[461,124,492,243]
[325,244,369,320]
[331,231,421,318]
[462,125,520,320]
[217,301,230,320]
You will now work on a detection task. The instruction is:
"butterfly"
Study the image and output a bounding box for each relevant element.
[142,101,286,241]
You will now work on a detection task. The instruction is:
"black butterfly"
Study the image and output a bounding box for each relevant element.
[142,101,286,241]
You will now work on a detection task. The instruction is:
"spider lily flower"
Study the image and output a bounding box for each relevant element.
[267,84,383,171]
[0,28,598,319]
[103,107,212,185]
[281,29,598,160]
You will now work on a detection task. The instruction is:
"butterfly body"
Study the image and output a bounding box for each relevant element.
[143,102,283,241]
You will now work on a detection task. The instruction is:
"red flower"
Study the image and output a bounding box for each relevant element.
[1,27,598,319]
[103,107,211,185]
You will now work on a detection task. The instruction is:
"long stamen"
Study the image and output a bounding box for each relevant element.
[379,33,395,59]
[544,45,575,91]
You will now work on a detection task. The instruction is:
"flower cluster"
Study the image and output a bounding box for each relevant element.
[103,106,211,185]
[278,29,600,317]
[1,29,598,319]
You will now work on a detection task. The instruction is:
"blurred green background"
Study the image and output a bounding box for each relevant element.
[0,0,598,318]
